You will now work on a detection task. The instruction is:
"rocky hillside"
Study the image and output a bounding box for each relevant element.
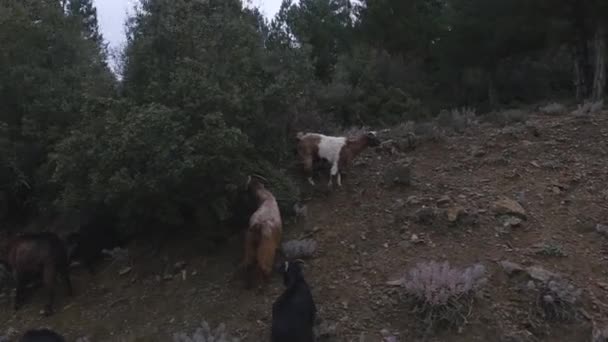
[2,106,608,342]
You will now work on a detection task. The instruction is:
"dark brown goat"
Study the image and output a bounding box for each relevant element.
[240,175,283,289]
[6,232,73,316]
[296,131,380,187]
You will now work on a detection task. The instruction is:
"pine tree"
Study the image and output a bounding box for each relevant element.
[66,0,107,60]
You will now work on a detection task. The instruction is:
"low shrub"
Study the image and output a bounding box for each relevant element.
[397,261,487,333]
[485,109,528,127]
[173,321,240,342]
[281,239,317,259]
[539,102,566,116]
[537,279,582,321]
[436,107,477,133]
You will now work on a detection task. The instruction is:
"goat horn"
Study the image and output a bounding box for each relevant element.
[293,259,305,265]
[251,174,268,183]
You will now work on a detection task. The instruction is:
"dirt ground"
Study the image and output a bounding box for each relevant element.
[2,109,608,341]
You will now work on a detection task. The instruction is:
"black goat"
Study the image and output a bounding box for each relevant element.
[66,209,123,274]
[19,329,65,342]
[271,260,316,342]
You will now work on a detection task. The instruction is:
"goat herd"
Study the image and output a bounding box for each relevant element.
[0,130,380,342]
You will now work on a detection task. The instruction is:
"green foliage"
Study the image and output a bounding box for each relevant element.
[319,48,429,126]
[280,0,354,81]
[0,0,114,220]
[1,0,605,235]
[52,101,251,228]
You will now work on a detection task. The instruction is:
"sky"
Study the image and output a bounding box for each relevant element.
[94,0,284,52]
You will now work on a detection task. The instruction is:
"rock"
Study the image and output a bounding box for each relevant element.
[411,234,420,243]
[118,267,132,276]
[500,330,535,342]
[437,195,451,207]
[525,265,559,283]
[446,206,466,223]
[471,146,486,157]
[499,261,525,275]
[596,224,608,236]
[414,207,436,225]
[499,215,523,228]
[383,164,411,186]
[492,197,527,220]
[406,196,419,205]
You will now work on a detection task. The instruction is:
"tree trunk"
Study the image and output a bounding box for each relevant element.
[487,70,498,108]
[591,24,607,102]
[572,1,591,101]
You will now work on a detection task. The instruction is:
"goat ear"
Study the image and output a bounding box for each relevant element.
[251,174,268,184]
[245,175,252,188]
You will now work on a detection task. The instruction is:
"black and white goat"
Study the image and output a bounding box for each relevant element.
[271,260,316,342]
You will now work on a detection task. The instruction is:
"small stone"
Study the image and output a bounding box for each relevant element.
[406,196,420,205]
[471,147,486,157]
[492,197,527,220]
[411,234,419,243]
[596,224,608,236]
[526,265,559,283]
[447,206,466,223]
[118,267,132,276]
[500,215,522,228]
[437,195,451,207]
[499,260,525,275]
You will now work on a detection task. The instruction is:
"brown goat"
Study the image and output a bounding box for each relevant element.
[240,175,283,289]
[296,131,380,187]
[6,232,73,316]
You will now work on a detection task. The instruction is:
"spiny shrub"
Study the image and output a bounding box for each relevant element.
[573,100,604,116]
[539,102,566,116]
[538,279,582,321]
[172,321,240,342]
[281,239,317,259]
[436,107,477,133]
[398,261,487,332]
[485,109,528,127]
